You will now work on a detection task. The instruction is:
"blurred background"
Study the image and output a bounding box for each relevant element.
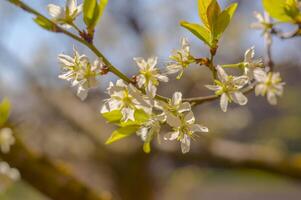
[0,0,301,199]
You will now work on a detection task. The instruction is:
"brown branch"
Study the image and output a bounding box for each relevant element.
[167,137,301,181]
[0,129,112,200]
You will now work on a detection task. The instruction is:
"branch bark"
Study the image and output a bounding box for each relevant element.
[0,131,111,200]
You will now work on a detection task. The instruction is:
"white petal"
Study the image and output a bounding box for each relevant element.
[178,102,191,113]
[121,108,135,122]
[147,57,158,70]
[233,76,249,87]
[220,93,229,112]
[184,111,195,124]
[47,4,63,18]
[164,131,179,141]
[244,46,255,63]
[181,135,191,154]
[137,127,148,141]
[231,92,248,105]
[172,92,182,106]
[255,84,266,96]
[165,111,181,128]
[156,74,169,82]
[137,74,146,88]
[134,57,146,70]
[67,0,77,14]
[146,83,157,98]
[189,124,209,133]
[77,86,88,101]
[205,84,221,91]
[267,92,277,105]
[216,65,228,83]
[254,68,267,82]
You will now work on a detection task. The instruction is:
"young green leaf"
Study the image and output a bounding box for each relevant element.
[180,21,212,46]
[83,0,108,30]
[102,109,149,127]
[206,0,221,32]
[0,98,11,126]
[34,16,57,32]
[213,3,238,39]
[263,0,297,23]
[198,0,213,27]
[105,126,139,144]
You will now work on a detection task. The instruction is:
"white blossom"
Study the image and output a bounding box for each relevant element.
[134,57,168,97]
[0,128,15,154]
[0,161,20,181]
[136,114,166,151]
[58,48,104,100]
[243,47,263,79]
[206,65,249,112]
[159,92,191,115]
[164,111,208,154]
[101,80,151,122]
[166,38,195,79]
[250,12,272,45]
[254,68,285,105]
[47,0,83,28]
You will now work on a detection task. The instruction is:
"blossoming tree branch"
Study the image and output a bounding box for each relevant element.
[5,0,301,155]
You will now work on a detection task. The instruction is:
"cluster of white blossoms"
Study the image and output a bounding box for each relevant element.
[58,47,106,100]
[205,47,285,112]
[44,0,288,154]
[0,128,15,154]
[99,55,209,153]
[0,162,20,181]
[47,0,82,29]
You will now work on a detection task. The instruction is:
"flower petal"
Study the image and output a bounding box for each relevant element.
[231,92,248,105]
[47,4,63,19]
[172,92,182,106]
[181,134,191,154]
[220,93,229,112]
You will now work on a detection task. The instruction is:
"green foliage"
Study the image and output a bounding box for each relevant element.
[34,17,56,32]
[105,125,139,144]
[83,0,108,31]
[0,98,11,126]
[263,0,301,23]
[181,0,238,48]
[102,109,150,144]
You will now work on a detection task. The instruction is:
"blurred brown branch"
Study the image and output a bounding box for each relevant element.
[0,128,111,200]
[169,137,301,181]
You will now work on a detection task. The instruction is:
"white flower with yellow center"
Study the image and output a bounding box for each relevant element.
[101,80,151,122]
[58,48,104,100]
[206,65,249,112]
[47,0,83,29]
[254,68,285,105]
[164,111,208,154]
[243,47,263,79]
[166,38,195,79]
[250,12,272,44]
[159,92,191,115]
[0,128,15,154]
[134,57,168,97]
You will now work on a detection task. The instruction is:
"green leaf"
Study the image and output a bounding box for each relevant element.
[0,98,11,126]
[83,0,108,30]
[206,0,221,32]
[102,109,150,127]
[263,0,296,22]
[180,21,212,46]
[198,0,213,27]
[105,126,139,144]
[34,16,56,32]
[120,109,150,127]
[102,110,123,123]
[213,3,238,39]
